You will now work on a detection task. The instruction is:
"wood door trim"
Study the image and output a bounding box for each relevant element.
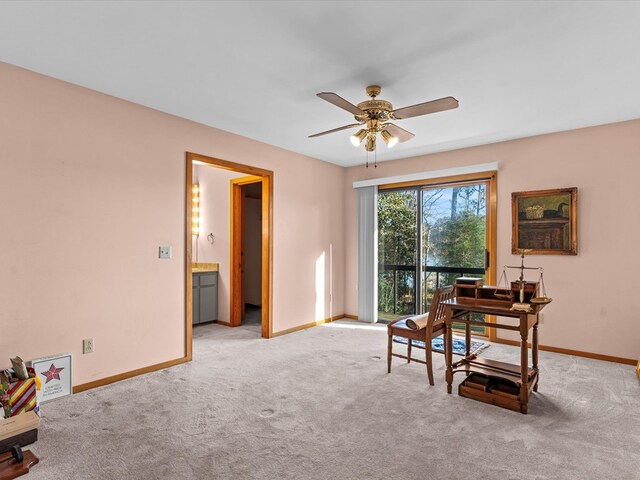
[230,182,244,327]
[271,314,344,337]
[261,174,274,339]
[185,158,194,359]
[486,173,498,341]
[492,338,636,366]
[231,175,263,186]
[186,153,274,346]
[73,356,190,393]
[378,171,496,191]
[189,152,272,177]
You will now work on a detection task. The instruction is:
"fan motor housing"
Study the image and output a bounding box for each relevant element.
[355,99,393,122]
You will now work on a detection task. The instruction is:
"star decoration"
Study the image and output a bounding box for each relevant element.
[40,363,64,384]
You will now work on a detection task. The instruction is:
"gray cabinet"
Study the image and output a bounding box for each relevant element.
[192,272,218,325]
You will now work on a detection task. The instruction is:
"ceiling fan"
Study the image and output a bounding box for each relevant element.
[309,85,459,152]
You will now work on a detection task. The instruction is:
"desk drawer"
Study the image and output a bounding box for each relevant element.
[459,384,521,412]
[459,376,521,413]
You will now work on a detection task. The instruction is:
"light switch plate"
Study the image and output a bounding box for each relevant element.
[159,246,172,259]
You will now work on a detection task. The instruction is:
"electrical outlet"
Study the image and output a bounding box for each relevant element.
[159,246,171,259]
[83,338,94,354]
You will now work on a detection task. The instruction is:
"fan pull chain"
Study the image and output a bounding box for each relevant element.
[364,140,378,168]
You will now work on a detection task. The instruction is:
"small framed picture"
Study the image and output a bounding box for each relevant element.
[30,353,73,403]
[512,187,577,255]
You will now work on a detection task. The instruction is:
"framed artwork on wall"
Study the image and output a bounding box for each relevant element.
[512,187,577,255]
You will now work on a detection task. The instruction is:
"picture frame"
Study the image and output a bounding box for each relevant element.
[29,353,73,403]
[512,187,577,255]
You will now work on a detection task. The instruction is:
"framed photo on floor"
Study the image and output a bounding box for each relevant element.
[29,353,73,403]
[512,187,577,255]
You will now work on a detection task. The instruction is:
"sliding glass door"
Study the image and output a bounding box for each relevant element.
[420,183,487,333]
[378,190,418,320]
[378,178,494,335]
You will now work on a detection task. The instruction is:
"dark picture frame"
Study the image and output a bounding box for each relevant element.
[512,187,577,255]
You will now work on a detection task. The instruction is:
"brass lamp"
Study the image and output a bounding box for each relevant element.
[381,130,398,148]
[350,125,397,152]
[350,129,367,146]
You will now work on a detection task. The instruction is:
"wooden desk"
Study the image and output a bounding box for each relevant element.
[441,298,546,414]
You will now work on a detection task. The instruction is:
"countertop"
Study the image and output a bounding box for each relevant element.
[192,262,219,273]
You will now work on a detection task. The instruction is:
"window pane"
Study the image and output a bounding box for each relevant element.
[421,184,487,334]
[378,190,417,321]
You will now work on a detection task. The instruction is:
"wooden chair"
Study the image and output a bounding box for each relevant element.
[387,285,455,385]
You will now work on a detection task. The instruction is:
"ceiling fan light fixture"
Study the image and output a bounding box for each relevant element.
[381,130,398,148]
[350,129,367,146]
[310,85,458,162]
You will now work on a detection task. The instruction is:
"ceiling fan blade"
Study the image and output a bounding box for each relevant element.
[392,96,459,120]
[383,123,415,143]
[308,123,362,138]
[317,92,364,115]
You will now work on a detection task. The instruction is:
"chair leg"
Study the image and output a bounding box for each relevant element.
[426,339,434,386]
[407,339,412,363]
[387,334,392,373]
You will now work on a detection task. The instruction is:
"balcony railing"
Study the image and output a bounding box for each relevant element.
[378,264,485,317]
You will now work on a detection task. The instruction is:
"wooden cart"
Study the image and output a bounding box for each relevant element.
[441,288,547,414]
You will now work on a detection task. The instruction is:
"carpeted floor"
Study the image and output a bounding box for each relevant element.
[27,320,639,479]
[242,305,262,326]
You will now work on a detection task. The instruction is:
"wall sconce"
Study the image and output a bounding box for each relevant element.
[192,184,201,236]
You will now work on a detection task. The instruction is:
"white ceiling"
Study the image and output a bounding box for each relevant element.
[1,1,639,167]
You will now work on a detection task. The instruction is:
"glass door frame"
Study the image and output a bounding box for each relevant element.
[379,171,498,340]
[377,188,420,320]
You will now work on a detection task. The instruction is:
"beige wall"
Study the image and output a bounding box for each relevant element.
[2,56,635,392]
[345,120,640,360]
[0,61,345,385]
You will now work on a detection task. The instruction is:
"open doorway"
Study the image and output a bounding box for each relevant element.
[230,176,263,329]
[185,152,273,360]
